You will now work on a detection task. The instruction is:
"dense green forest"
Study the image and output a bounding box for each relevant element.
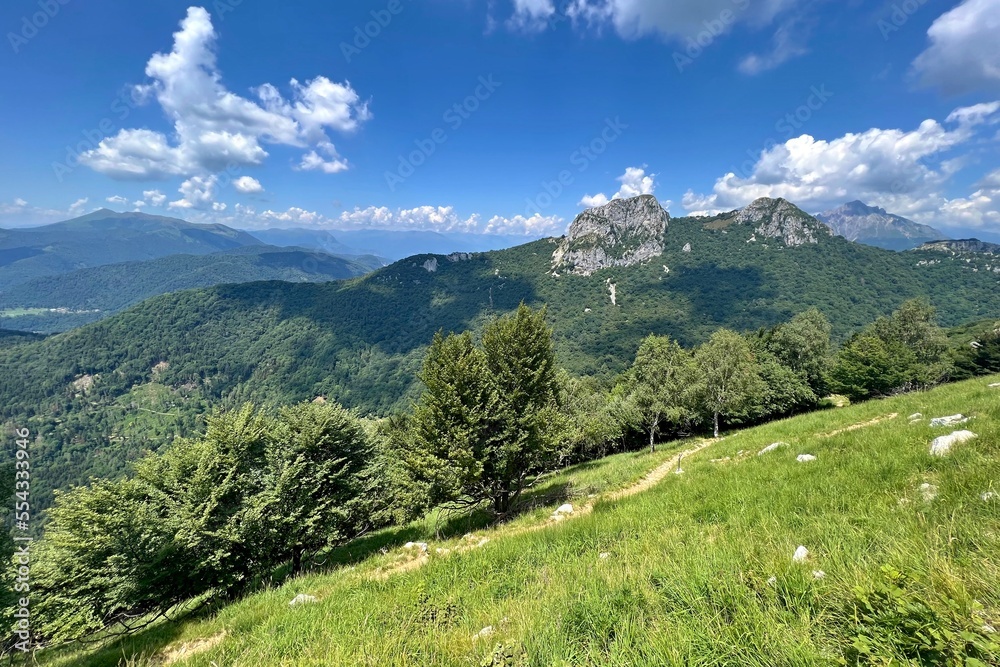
[0,247,382,333]
[2,209,1000,515]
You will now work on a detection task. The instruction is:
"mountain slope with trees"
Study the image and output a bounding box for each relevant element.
[2,196,1000,513]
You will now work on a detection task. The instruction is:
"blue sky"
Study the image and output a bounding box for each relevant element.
[1,0,998,236]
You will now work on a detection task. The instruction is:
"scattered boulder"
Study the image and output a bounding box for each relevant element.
[422,258,439,273]
[766,576,777,587]
[404,542,429,554]
[758,442,788,456]
[982,491,997,502]
[683,243,692,253]
[989,383,1000,388]
[551,504,574,521]
[792,546,810,563]
[930,430,977,457]
[930,414,969,427]
[812,570,826,580]
[599,552,611,560]
[908,413,923,422]
[473,626,495,641]
[919,483,939,501]
[797,454,817,463]
[289,594,317,607]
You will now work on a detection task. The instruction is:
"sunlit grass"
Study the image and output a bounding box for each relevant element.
[38,376,1000,666]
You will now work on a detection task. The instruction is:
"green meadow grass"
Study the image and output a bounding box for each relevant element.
[38,376,1000,666]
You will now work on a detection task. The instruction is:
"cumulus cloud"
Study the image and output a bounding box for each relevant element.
[298,143,349,174]
[106,195,129,205]
[13,198,27,207]
[483,213,565,235]
[143,190,168,207]
[681,103,1000,229]
[68,198,90,216]
[912,0,1000,96]
[579,167,657,208]
[169,175,219,210]
[233,176,264,194]
[80,7,370,180]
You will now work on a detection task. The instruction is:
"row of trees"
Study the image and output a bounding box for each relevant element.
[20,301,1000,646]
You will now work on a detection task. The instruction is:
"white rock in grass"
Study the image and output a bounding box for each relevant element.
[289,594,317,606]
[766,576,777,587]
[758,442,788,456]
[988,383,1000,388]
[930,430,977,457]
[551,504,574,520]
[797,454,817,463]
[983,624,997,634]
[930,414,969,427]
[599,552,611,560]
[792,546,810,563]
[982,491,998,502]
[404,542,429,554]
[920,483,939,501]
[473,626,495,641]
[908,413,923,421]
[812,570,826,580]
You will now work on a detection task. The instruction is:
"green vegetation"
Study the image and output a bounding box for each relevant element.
[4,207,1000,514]
[0,247,381,333]
[33,374,1000,666]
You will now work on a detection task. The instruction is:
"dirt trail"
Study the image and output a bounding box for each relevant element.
[373,439,718,579]
[818,413,898,438]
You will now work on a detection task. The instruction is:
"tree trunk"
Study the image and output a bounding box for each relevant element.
[291,546,303,575]
[649,426,656,453]
[713,412,720,438]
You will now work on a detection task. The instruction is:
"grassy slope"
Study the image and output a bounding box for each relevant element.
[41,376,1000,666]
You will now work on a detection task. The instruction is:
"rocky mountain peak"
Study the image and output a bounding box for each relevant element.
[734,198,831,247]
[552,195,669,276]
[815,201,947,251]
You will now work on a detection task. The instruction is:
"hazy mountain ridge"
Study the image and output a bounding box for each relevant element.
[816,201,948,251]
[0,246,382,333]
[0,209,263,289]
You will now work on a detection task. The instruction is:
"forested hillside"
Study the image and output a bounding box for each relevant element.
[2,198,1000,514]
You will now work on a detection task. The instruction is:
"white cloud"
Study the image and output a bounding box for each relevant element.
[681,103,1000,229]
[508,0,556,33]
[565,0,798,40]
[68,198,89,217]
[738,16,809,75]
[579,166,657,208]
[106,195,129,205]
[484,213,565,235]
[233,176,264,194]
[133,200,146,209]
[0,198,90,226]
[169,175,219,210]
[298,143,349,174]
[912,0,1000,96]
[143,190,168,207]
[80,7,370,180]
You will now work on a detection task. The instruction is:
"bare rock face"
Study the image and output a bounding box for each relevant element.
[734,198,832,247]
[552,195,669,276]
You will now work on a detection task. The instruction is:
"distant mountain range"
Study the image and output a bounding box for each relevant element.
[0,246,381,333]
[0,209,263,289]
[251,228,543,262]
[815,201,947,251]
